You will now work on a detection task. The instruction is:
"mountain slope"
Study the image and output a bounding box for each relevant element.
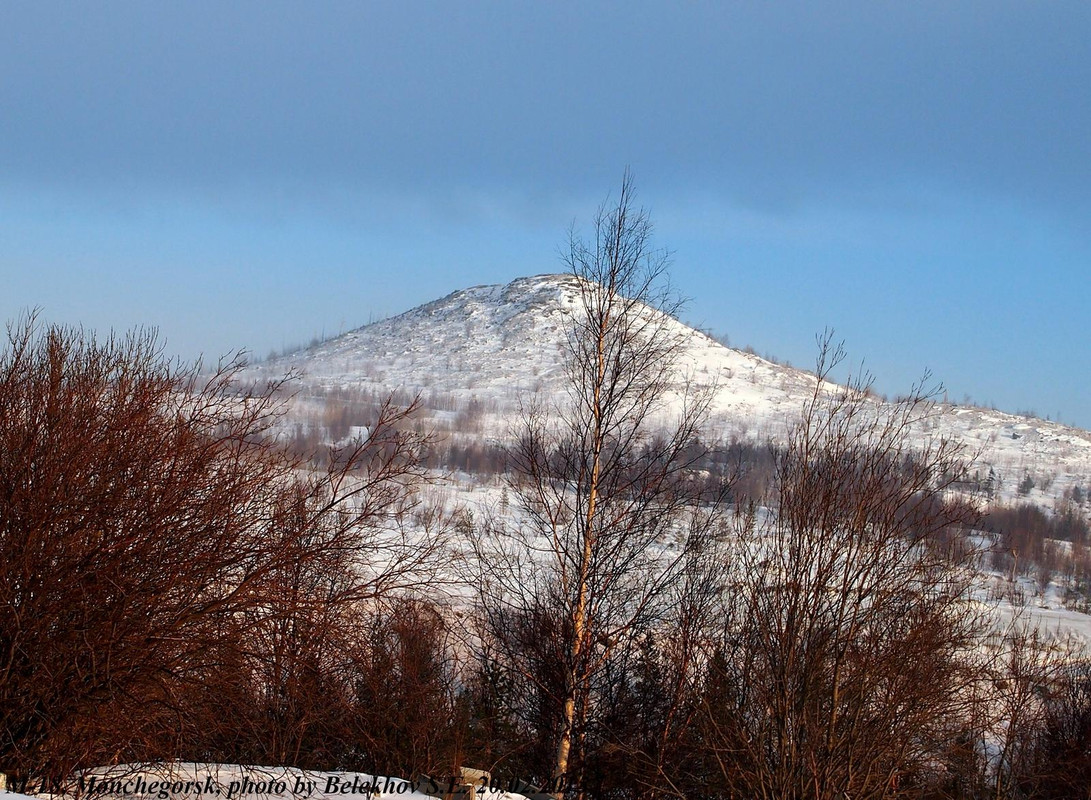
[248,274,1091,504]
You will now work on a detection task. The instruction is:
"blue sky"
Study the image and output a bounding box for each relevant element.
[2,1,1089,426]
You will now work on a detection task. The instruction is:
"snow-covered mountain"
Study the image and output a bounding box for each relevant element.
[248,273,1091,505]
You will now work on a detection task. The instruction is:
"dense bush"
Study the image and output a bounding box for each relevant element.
[0,318,444,788]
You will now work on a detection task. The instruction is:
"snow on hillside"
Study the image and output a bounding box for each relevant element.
[246,273,1091,505]
[249,274,816,413]
[240,274,1091,643]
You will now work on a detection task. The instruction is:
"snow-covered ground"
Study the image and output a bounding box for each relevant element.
[243,273,1091,642]
[431,475,1091,648]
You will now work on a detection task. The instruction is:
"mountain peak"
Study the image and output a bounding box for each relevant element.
[246,274,1091,501]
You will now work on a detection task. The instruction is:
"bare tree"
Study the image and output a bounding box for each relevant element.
[1015,656,1091,799]
[961,620,1086,800]
[699,335,987,800]
[226,390,451,767]
[0,315,445,786]
[471,174,730,795]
